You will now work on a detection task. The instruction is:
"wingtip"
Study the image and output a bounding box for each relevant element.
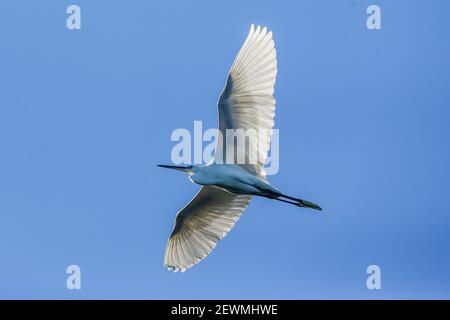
[165,264,189,273]
[262,26,267,35]
[250,24,255,34]
[249,24,273,39]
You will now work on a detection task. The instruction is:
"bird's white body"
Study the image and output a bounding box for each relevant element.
[188,163,278,195]
[158,25,321,272]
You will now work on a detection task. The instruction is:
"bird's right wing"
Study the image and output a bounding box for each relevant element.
[164,186,252,272]
[215,25,277,178]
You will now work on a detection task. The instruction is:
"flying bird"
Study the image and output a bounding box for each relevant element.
[159,25,321,272]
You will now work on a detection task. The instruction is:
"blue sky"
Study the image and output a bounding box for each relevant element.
[0,0,449,299]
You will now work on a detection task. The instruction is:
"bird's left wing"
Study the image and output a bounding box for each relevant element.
[164,186,251,272]
[215,25,277,178]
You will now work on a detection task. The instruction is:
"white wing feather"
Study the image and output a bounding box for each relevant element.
[164,186,251,272]
[215,25,277,178]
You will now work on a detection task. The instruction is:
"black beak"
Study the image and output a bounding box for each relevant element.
[157,164,193,170]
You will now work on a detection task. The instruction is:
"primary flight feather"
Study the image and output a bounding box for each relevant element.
[158,25,321,272]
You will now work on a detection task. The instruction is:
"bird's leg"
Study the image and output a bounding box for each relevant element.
[273,197,304,207]
[280,195,322,211]
[257,191,322,211]
[257,194,303,207]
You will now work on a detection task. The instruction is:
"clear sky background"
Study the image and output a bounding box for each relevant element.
[1,0,449,299]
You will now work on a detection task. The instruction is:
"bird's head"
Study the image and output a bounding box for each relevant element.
[157,164,194,175]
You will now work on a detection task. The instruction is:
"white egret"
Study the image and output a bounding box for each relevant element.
[158,25,321,272]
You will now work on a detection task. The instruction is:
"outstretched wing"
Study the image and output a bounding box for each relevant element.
[164,186,252,272]
[215,25,277,178]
